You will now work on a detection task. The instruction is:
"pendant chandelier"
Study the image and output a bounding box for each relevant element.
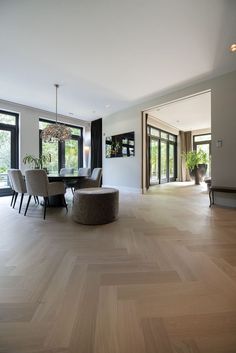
[40,84,72,142]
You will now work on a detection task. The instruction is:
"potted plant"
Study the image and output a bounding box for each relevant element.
[23,153,51,171]
[182,149,208,185]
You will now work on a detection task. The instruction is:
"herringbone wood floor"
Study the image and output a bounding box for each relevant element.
[0,183,236,353]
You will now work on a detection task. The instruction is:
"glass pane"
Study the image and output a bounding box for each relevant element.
[0,113,16,125]
[65,139,79,170]
[161,131,168,139]
[194,134,211,142]
[150,138,159,184]
[169,134,176,142]
[42,141,58,174]
[196,143,211,177]
[39,121,52,130]
[0,130,11,189]
[169,144,174,178]
[150,128,160,137]
[70,127,81,136]
[160,141,167,180]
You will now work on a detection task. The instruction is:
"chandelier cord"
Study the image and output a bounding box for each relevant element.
[55,84,59,123]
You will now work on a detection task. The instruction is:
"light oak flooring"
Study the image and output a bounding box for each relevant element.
[0,182,236,353]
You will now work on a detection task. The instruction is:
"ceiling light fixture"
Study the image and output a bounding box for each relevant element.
[105,104,111,108]
[230,43,236,52]
[41,84,72,142]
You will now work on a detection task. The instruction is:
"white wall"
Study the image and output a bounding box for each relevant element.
[103,70,236,205]
[0,99,90,172]
[103,105,142,192]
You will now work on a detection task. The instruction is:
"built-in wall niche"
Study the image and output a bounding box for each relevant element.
[105,131,135,158]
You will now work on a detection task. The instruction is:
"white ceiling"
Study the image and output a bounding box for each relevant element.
[148,91,211,131]
[0,0,236,121]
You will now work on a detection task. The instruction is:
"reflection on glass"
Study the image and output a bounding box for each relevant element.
[0,130,11,188]
[150,138,159,184]
[169,144,174,178]
[65,139,79,170]
[161,141,167,180]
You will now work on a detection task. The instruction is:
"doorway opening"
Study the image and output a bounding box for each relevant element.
[142,90,211,192]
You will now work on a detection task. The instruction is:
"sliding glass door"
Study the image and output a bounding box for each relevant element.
[0,110,19,196]
[148,126,177,186]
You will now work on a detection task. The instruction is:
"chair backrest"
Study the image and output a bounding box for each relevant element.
[8,169,17,190]
[91,168,102,183]
[9,169,27,193]
[78,168,91,176]
[60,168,74,175]
[25,169,49,196]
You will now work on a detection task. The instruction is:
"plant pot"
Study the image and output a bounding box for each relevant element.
[189,164,207,185]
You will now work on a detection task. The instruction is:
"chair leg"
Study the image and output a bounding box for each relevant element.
[19,193,24,214]
[63,195,68,213]
[33,196,40,205]
[24,195,32,216]
[13,192,18,208]
[43,197,48,219]
[10,191,15,207]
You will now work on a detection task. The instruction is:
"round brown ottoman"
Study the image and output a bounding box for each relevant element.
[72,187,119,225]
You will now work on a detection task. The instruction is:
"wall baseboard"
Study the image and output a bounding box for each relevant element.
[102,184,142,194]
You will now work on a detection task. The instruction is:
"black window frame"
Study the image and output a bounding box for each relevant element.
[39,118,83,173]
[193,133,211,152]
[0,109,19,196]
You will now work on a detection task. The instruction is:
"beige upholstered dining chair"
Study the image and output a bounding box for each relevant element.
[8,169,17,207]
[78,167,91,176]
[24,169,67,219]
[59,168,74,175]
[74,168,102,190]
[8,169,27,213]
[60,167,76,194]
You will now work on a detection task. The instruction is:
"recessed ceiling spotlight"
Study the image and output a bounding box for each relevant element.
[230,43,236,52]
[105,104,111,108]
[176,120,180,123]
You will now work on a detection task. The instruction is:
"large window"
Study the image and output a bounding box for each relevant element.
[39,120,83,174]
[0,110,19,196]
[148,126,177,185]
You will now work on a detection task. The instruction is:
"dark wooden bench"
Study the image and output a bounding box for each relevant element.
[209,186,236,207]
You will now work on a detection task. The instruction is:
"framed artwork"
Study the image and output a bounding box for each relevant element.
[105,131,135,158]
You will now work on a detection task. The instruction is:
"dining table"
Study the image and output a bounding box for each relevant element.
[47,173,85,206]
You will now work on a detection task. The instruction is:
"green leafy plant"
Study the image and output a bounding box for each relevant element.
[23,153,51,169]
[182,149,208,171]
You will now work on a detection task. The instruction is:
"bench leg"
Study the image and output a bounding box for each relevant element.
[209,190,215,207]
[209,190,212,207]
